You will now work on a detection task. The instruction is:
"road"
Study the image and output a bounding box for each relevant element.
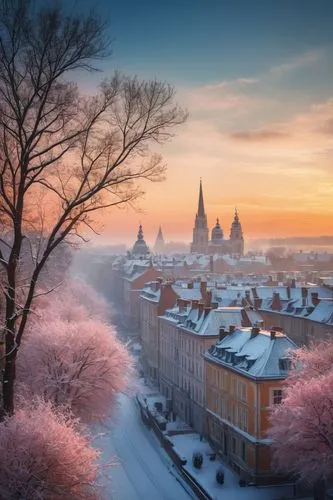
[95,393,194,500]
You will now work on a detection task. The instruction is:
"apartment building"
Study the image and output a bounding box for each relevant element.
[204,326,297,485]
[159,295,263,435]
[139,280,178,381]
[256,286,333,345]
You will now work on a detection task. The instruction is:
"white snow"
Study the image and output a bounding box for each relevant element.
[170,433,294,500]
[95,393,192,500]
[207,328,297,378]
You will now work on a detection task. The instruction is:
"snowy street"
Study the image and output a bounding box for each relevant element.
[95,393,193,500]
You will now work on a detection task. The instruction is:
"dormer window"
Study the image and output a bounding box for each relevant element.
[279,357,292,371]
[246,359,256,370]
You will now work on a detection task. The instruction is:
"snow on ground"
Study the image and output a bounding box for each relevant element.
[94,393,193,500]
[170,433,294,500]
[165,417,193,433]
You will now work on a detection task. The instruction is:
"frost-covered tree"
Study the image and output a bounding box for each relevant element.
[268,341,333,497]
[0,400,100,500]
[0,0,187,414]
[34,279,110,323]
[18,288,132,423]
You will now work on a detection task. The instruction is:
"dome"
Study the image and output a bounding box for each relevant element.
[211,218,224,242]
[132,225,149,256]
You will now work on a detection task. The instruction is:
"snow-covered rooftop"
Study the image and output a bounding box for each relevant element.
[205,327,297,380]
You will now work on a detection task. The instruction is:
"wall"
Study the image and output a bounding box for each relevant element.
[204,358,287,484]
[260,310,333,346]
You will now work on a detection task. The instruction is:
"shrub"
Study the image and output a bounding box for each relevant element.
[192,451,203,469]
[216,467,225,484]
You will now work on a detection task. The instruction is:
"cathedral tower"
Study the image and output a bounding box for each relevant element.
[153,226,165,254]
[230,209,244,257]
[191,180,209,254]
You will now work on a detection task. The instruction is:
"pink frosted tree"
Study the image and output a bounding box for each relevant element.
[17,312,132,423]
[33,280,110,324]
[268,340,333,496]
[0,400,101,499]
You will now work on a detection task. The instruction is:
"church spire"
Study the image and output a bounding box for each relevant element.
[197,179,205,217]
[137,224,144,240]
[153,225,165,254]
[191,179,209,254]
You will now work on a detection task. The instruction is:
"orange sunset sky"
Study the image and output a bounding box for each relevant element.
[96,83,333,246]
[76,0,333,247]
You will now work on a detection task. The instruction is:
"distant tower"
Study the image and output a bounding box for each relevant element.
[191,180,209,254]
[132,224,149,257]
[211,218,224,243]
[230,209,244,257]
[153,226,165,254]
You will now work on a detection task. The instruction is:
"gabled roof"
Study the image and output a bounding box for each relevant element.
[181,307,263,337]
[172,285,202,301]
[205,327,297,379]
[306,300,333,325]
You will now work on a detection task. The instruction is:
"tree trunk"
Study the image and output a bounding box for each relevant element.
[314,478,326,500]
[2,354,16,415]
[2,325,17,416]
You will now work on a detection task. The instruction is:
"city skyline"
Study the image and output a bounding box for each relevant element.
[74,0,333,243]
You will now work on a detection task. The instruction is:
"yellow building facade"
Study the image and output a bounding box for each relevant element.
[204,327,296,485]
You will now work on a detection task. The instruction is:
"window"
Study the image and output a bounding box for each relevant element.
[220,396,225,416]
[241,441,246,462]
[232,437,237,454]
[239,408,248,432]
[232,404,237,424]
[272,389,283,405]
[238,381,247,402]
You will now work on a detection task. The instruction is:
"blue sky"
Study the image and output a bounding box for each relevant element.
[68,0,333,243]
[81,0,333,83]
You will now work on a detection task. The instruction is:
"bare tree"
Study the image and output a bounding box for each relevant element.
[0,0,187,414]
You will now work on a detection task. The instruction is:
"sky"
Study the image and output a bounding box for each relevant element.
[73,0,333,246]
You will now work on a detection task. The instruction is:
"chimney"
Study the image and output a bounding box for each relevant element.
[301,287,308,307]
[200,281,207,297]
[177,298,189,312]
[270,330,276,340]
[205,290,212,307]
[271,325,283,333]
[191,300,199,309]
[311,292,320,307]
[291,278,296,288]
[229,324,236,334]
[210,255,214,273]
[219,327,228,341]
[286,286,291,299]
[245,290,252,305]
[271,292,281,311]
[251,327,260,338]
[187,281,194,289]
[204,306,212,318]
[198,302,204,317]
[241,308,251,327]
[251,287,262,310]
